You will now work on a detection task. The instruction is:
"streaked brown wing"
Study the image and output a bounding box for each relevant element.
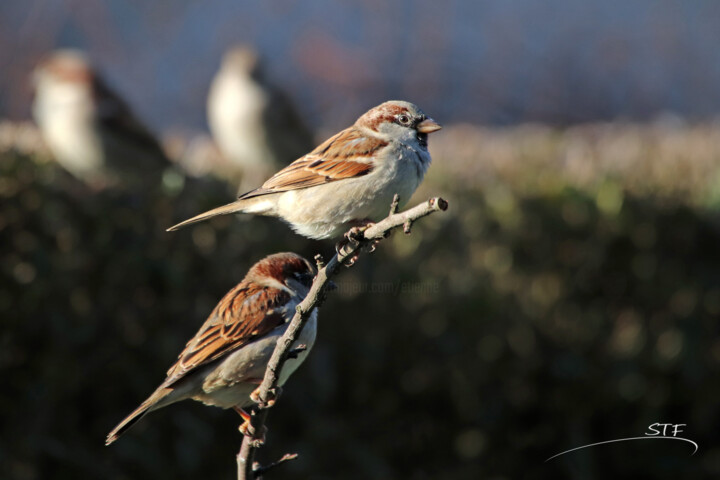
[164,282,291,385]
[239,127,387,198]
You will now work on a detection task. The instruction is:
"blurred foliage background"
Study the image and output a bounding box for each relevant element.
[2,1,720,480]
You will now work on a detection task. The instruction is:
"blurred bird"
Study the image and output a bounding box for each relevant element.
[207,45,314,191]
[169,100,442,240]
[32,49,169,189]
[106,252,317,445]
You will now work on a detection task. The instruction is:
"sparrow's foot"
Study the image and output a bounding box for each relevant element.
[336,220,376,266]
[335,228,360,254]
[250,386,282,408]
[334,238,347,255]
[366,237,382,254]
[234,407,267,445]
[234,406,252,423]
[239,420,267,446]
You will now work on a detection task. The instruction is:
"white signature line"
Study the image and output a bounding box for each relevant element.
[546,436,699,462]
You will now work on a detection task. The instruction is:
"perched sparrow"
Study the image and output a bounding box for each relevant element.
[106,252,317,445]
[32,49,169,188]
[169,100,442,239]
[207,45,314,191]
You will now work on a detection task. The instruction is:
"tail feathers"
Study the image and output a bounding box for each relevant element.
[166,200,248,232]
[105,387,173,446]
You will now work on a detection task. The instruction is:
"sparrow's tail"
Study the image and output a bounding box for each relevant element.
[166,200,249,232]
[105,387,172,446]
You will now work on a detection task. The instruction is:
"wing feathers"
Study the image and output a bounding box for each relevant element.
[240,126,386,198]
[107,281,291,445]
[168,125,388,230]
[163,284,291,384]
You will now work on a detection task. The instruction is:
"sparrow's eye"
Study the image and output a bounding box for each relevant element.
[397,114,411,126]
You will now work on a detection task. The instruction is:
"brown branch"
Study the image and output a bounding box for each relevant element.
[236,195,449,479]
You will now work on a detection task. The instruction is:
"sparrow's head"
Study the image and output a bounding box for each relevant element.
[221,45,263,79]
[356,100,442,146]
[247,252,316,294]
[33,49,96,92]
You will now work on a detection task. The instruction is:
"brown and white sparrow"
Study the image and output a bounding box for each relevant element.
[105,252,317,445]
[207,45,314,191]
[169,100,442,239]
[32,49,169,188]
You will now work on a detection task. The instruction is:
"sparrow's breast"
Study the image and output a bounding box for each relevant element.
[363,140,430,211]
[195,306,318,409]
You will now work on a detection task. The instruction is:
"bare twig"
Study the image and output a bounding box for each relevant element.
[253,453,298,477]
[403,219,414,234]
[389,193,401,215]
[236,196,448,479]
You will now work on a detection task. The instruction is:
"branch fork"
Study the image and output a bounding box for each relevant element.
[236,195,448,479]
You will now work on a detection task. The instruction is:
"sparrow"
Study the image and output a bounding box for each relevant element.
[168,100,442,240]
[32,49,169,188]
[105,252,317,445]
[207,45,314,191]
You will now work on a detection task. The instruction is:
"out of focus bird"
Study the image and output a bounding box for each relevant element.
[106,252,317,445]
[170,100,442,240]
[207,45,314,191]
[32,49,169,189]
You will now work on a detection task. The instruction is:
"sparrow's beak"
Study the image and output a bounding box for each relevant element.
[416,117,442,134]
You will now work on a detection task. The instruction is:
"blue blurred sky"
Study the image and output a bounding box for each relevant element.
[2,0,720,130]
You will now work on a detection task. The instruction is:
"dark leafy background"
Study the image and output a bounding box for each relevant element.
[2,122,720,478]
[2,1,720,479]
